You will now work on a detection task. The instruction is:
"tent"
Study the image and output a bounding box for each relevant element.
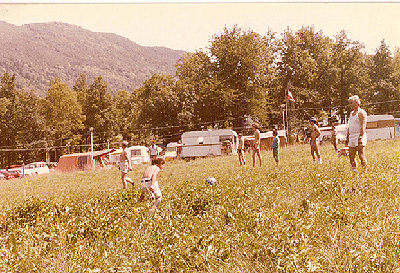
[56,149,114,172]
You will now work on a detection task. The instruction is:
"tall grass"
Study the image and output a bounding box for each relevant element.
[0,139,400,272]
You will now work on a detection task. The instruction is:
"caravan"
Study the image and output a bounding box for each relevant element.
[108,146,150,165]
[319,115,395,144]
[180,129,238,158]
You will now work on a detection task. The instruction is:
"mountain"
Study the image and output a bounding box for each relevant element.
[0,21,185,96]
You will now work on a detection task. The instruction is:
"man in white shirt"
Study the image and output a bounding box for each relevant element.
[148,141,159,160]
[346,95,367,168]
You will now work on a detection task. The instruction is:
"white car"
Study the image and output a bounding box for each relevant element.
[20,162,51,176]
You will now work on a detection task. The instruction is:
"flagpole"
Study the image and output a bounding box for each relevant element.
[286,88,289,143]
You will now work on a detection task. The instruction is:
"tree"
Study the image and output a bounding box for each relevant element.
[392,48,400,116]
[0,72,19,167]
[84,76,116,145]
[369,40,395,114]
[14,89,45,163]
[331,30,369,121]
[175,51,215,129]
[113,89,140,141]
[209,25,276,127]
[278,26,334,131]
[42,77,84,154]
[136,74,180,142]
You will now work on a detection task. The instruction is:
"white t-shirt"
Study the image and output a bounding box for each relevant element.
[149,145,158,156]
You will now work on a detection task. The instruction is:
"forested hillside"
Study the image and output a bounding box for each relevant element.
[0,21,183,96]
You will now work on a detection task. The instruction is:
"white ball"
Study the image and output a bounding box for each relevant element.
[206,177,217,186]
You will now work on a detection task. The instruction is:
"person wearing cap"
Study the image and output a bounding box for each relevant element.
[309,117,322,164]
[237,133,246,166]
[346,95,367,168]
[120,141,133,189]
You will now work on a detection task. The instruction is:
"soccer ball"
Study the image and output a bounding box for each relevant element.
[206,177,217,186]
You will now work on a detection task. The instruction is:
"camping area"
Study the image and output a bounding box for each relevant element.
[1,139,400,272]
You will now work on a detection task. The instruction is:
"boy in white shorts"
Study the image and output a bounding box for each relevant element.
[139,157,165,211]
[120,141,133,189]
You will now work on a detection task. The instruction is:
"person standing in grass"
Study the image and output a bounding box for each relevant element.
[140,157,165,211]
[310,117,322,164]
[120,141,133,189]
[237,134,246,166]
[252,123,262,167]
[331,124,338,152]
[346,95,367,168]
[148,141,159,160]
[272,129,280,164]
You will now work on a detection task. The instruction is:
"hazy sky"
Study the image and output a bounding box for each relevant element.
[0,2,399,54]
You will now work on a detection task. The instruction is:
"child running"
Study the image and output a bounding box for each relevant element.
[272,129,280,164]
[139,157,165,211]
[120,141,133,189]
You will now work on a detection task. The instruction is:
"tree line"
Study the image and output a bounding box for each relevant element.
[1,25,399,167]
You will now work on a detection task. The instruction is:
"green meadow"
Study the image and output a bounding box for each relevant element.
[1,140,400,272]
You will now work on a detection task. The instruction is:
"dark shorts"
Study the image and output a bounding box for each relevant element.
[272,148,278,156]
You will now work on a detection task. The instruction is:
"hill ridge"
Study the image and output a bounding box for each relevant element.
[0,21,184,96]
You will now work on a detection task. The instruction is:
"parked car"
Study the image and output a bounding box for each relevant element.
[164,143,178,161]
[0,170,20,179]
[22,162,51,176]
[8,162,51,176]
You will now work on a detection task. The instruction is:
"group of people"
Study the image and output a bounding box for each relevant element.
[237,123,280,167]
[118,95,368,211]
[238,95,368,169]
[119,140,165,211]
[307,95,367,168]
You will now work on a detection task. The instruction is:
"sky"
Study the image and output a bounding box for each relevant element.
[0,2,399,54]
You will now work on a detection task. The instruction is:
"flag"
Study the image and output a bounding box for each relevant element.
[287,90,295,102]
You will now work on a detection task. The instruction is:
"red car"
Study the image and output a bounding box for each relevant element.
[0,170,20,179]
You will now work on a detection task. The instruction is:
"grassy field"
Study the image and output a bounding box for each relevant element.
[0,139,400,272]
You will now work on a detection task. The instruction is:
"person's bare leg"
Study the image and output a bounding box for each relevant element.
[257,150,262,167]
[349,147,357,168]
[315,145,322,164]
[238,152,244,165]
[311,146,316,162]
[121,173,127,189]
[153,197,162,211]
[139,188,147,202]
[274,152,279,164]
[358,146,367,167]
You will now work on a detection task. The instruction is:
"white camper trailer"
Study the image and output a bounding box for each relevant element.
[319,115,395,144]
[108,146,150,165]
[366,115,395,141]
[180,129,238,158]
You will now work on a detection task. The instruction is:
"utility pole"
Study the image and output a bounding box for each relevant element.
[90,127,94,169]
[281,104,286,136]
